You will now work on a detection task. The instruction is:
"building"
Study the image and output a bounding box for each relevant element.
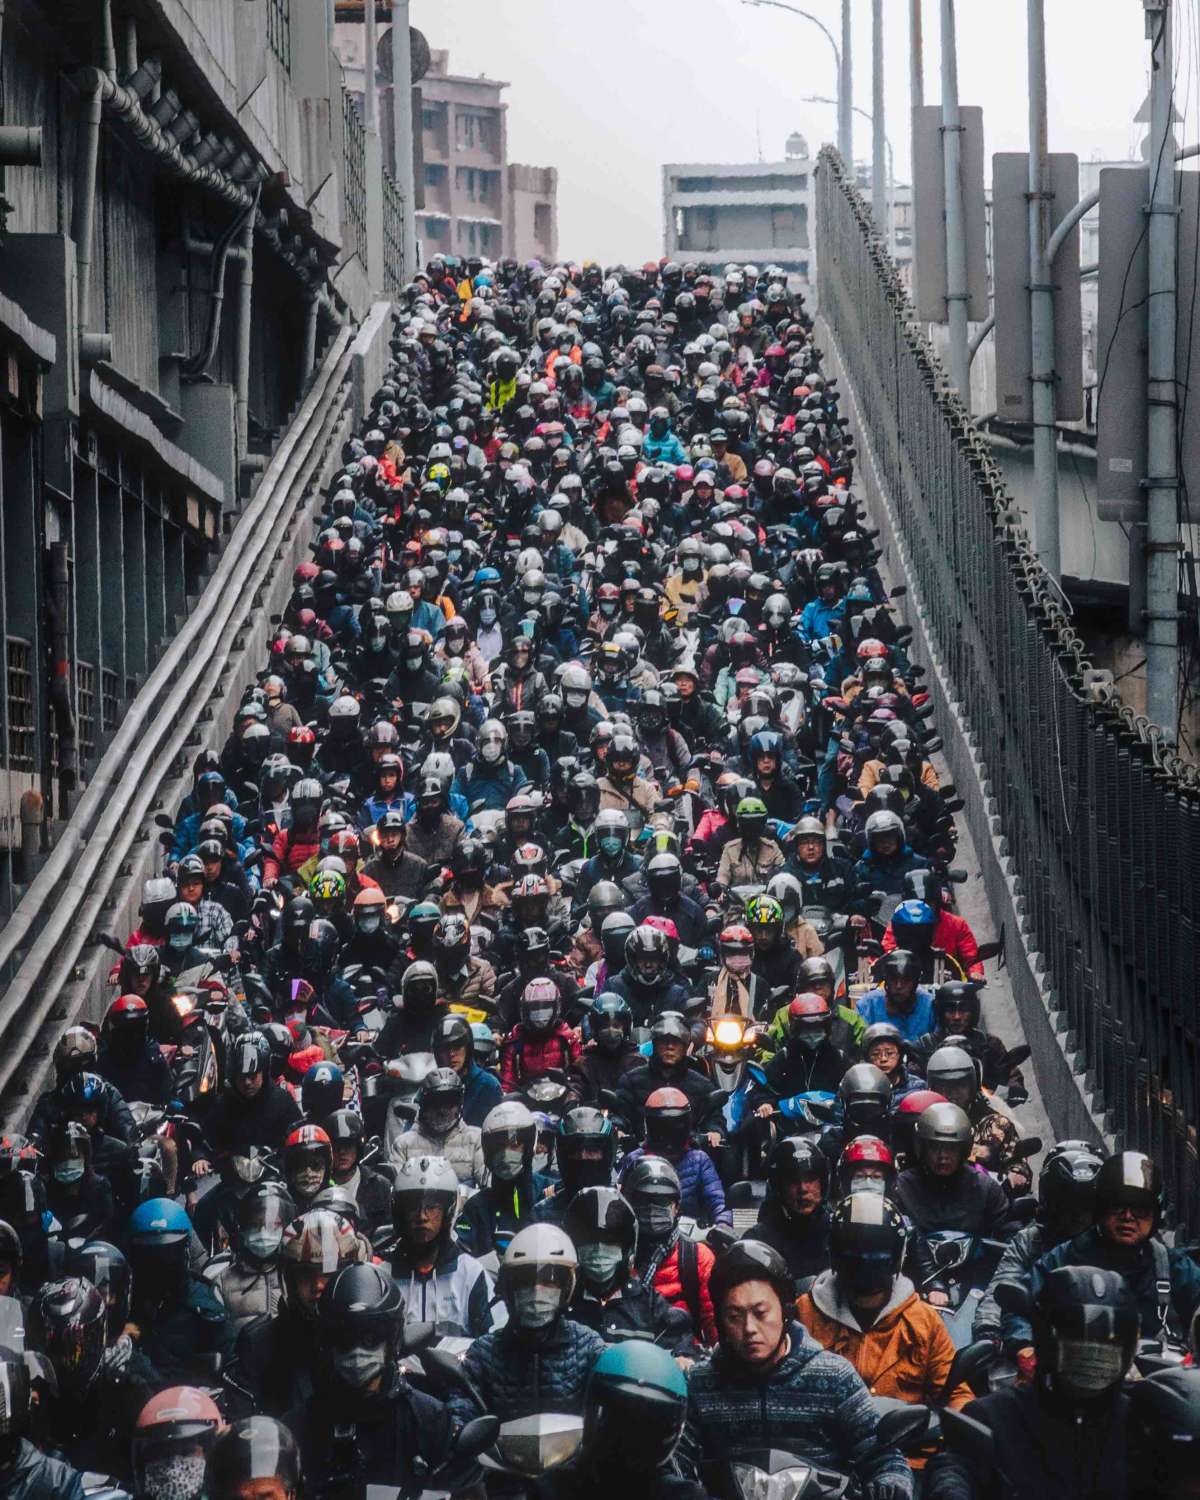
[662,134,815,283]
[332,31,559,266]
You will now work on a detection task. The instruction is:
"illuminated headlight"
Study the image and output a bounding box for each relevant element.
[714,1018,745,1048]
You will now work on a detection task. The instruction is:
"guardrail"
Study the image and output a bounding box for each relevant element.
[0,324,360,1123]
[815,146,1200,1231]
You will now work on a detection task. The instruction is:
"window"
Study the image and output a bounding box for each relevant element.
[534,202,552,244]
[424,164,446,187]
[454,166,496,203]
[455,109,495,154]
[421,108,439,131]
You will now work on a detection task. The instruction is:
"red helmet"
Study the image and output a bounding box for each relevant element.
[133,1386,224,1498]
[288,725,317,746]
[896,1089,948,1116]
[644,1086,693,1155]
[293,562,321,586]
[856,638,890,661]
[788,992,832,1048]
[643,913,680,946]
[788,993,831,1021]
[104,994,149,1032]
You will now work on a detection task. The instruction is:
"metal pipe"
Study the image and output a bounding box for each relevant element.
[72,71,104,329]
[364,0,378,132]
[302,294,320,380]
[910,0,924,109]
[968,312,995,366]
[940,0,970,398]
[390,0,417,275]
[841,0,853,166]
[1145,0,1180,737]
[235,196,256,457]
[183,186,259,381]
[872,0,886,231]
[0,128,42,165]
[119,12,137,80]
[98,0,116,77]
[1028,0,1060,580]
[46,543,77,793]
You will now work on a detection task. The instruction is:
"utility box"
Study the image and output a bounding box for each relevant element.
[911,104,989,324]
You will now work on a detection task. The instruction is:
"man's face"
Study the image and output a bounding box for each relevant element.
[294,1268,330,1309]
[1100,1204,1154,1248]
[438,1043,469,1076]
[201,856,223,886]
[926,1145,962,1178]
[234,1071,264,1100]
[673,674,695,701]
[380,828,404,856]
[942,1003,972,1033]
[754,753,777,779]
[332,1143,358,1179]
[228,1481,292,1500]
[179,876,204,906]
[655,1038,687,1068]
[378,770,399,795]
[719,1280,786,1367]
[884,976,917,1011]
[874,834,901,860]
[782,1175,824,1216]
[404,1202,445,1247]
[795,835,824,867]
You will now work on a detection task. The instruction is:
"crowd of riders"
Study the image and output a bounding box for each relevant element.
[0,252,1196,1500]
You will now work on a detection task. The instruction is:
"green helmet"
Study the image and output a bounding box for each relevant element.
[584,1342,688,1472]
[745,893,784,929]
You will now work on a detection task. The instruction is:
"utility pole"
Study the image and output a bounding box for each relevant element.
[910,0,924,108]
[1144,0,1180,736]
[1027,0,1060,580]
[363,0,385,294]
[872,0,886,234]
[390,0,418,277]
[940,0,970,399]
[841,0,853,167]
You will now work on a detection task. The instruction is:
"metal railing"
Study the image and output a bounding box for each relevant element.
[382,169,405,298]
[815,147,1200,1231]
[267,0,291,72]
[341,91,368,270]
[4,639,35,773]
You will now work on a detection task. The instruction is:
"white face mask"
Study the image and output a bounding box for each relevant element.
[480,608,498,626]
[143,1452,207,1500]
[490,1146,527,1181]
[578,1244,625,1286]
[480,740,503,764]
[333,1342,389,1389]
[849,1173,887,1197]
[242,1229,283,1261]
[512,1284,563,1329]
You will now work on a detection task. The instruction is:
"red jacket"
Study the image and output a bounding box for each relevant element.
[883,909,983,979]
[651,1239,717,1344]
[264,829,321,886]
[499,1022,582,1093]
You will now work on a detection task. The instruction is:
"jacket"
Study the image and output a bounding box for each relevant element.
[460,1060,503,1126]
[452,757,529,813]
[439,954,498,1006]
[855,986,936,1043]
[450,1316,606,1426]
[597,773,659,818]
[716,836,786,890]
[229,1301,320,1418]
[851,846,930,899]
[893,1166,1015,1241]
[0,1440,86,1500]
[643,429,688,466]
[798,1271,973,1413]
[386,1236,498,1336]
[972,1221,1054,1350]
[753,1042,850,1102]
[263,827,321,885]
[627,891,711,949]
[388,1119,488,1188]
[744,1197,832,1284]
[499,1021,582,1094]
[615,1060,724,1137]
[201,1079,303,1158]
[455,1171,554,1257]
[133,1274,236,1386]
[883,909,984,980]
[95,1040,174,1107]
[1029,1226,1200,1340]
[403,810,466,866]
[569,1043,644,1104]
[644,1237,717,1345]
[360,849,429,902]
[621,1146,731,1226]
[570,1276,695,1353]
[207,1257,283,1330]
[681,1321,912,1493]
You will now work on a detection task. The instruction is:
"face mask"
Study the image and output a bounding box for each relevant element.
[596,1025,625,1053]
[446,636,465,656]
[143,1452,208,1500]
[512,1284,562,1329]
[566,691,587,710]
[490,1146,527,1181]
[292,1165,326,1198]
[850,1173,887,1197]
[480,608,497,626]
[725,954,752,976]
[368,632,388,653]
[242,1229,282,1261]
[333,1342,389,1389]
[526,1005,556,1031]
[406,656,424,673]
[168,932,192,952]
[424,1106,460,1136]
[577,1243,625,1285]
[480,741,503,764]
[357,912,382,936]
[54,1160,86,1185]
[1053,1337,1126,1397]
[635,1204,677,1241]
[600,837,624,860]
[599,602,618,619]
[791,1031,825,1053]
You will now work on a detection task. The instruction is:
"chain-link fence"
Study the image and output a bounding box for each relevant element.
[382,169,405,298]
[341,91,368,271]
[816,147,1200,1231]
[267,0,291,72]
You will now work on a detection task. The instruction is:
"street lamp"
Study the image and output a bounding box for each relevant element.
[800,93,894,252]
[740,0,850,163]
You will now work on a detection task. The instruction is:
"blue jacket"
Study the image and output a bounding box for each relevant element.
[410,600,446,638]
[171,807,251,864]
[621,1146,731,1226]
[461,1062,502,1127]
[358,792,407,831]
[1030,1226,1200,1341]
[452,758,529,813]
[799,597,845,643]
[851,844,930,897]
[400,788,473,826]
[854,986,936,1042]
[450,1317,605,1427]
[643,429,688,467]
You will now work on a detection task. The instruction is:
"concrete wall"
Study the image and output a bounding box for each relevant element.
[507,164,558,265]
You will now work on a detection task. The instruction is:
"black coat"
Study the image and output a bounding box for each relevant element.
[894,1165,1016,1241]
[569,1276,695,1353]
[229,1301,320,1418]
[201,1080,302,1158]
[615,1060,724,1137]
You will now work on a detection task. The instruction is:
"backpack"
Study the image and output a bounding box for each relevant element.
[677,1235,705,1335]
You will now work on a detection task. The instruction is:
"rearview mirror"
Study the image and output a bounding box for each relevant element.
[940,1339,998,1405]
[876,1404,929,1452]
[726,1180,756,1210]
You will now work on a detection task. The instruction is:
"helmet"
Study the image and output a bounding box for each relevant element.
[433,911,472,969]
[735,796,768,841]
[318,1263,404,1390]
[482,1101,537,1183]
[558,1107,617,1195]
[877,948,922,986]
[624,925,670,989]
[34,1277,107,1393]
[913,1102,973,1173]
[583,1342,688,1473]
[796,956,835,996]
[643,1087,692,1156]
[587,991,632,1053]
[301,1061,345,1123]
[1038,1147,1104,1239]
[283,1124,332,1201]
[587,880,625,930]
[836,1134,896,1200]
[499,1224,578,1329]
[829,1193,907,1296]
[622,1155,682,1244]
[103,994,149,1047]
[391,1153,459,1238]
[933,982,981,1030]
[744,892,784,947]
[1093,1151,1163,1231]
[520,977,561,1036]
[417,1067,465,1137]
[862,1021,905,1071]
[709,1239,794,1322]
[594,808,630,859]
[432,1013,473,1069]
[765,872,806,926]
[128,1197,192,1248]
[54,1027,99,1077]
[767,1135,829,1202]
[924,1045,979,1111]
[865,809,906,850]
[207,1418,301,1500]
[65,1240,129,1330]
[892,899,936,947]
[1031,1266,1137,1403]
[236,1183,295,1269]
[645,851,682,904]
[787,992,832,1051]
[564,1186,638,1294]
[132,1386,223,1500]
[836,1063,892,1136]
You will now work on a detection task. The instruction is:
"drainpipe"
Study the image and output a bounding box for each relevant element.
[235,196,256,457]
[72,71,104,331]
[46,543,77,794]
[302,293,320,381]
[183,184,258,381]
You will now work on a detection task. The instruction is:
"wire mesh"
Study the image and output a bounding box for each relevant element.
[341,91,368,270]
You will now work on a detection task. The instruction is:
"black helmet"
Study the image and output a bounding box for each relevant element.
[624,924,670,989]
[416,1067,465,1136]
[709,1239,794,1322]
[836,1063,892,1137]
[207,1417,301,1500]
[33,1276,107,1394]
[228,1030,271,1082]
[645,852,682,905]
[1093,1150,1163,1232]
[558,1107,617,1195]
[236,1182,295,1269]
[318,1262,403,1390]
[797,956,835,994]
[564,1186,638,1293]
[1038,1146,1103,1240]
[622,1154,681,1245]
[431,1013,473,1069]
[913,1102,973,1174]
[587,880,625,931]
[933,981,981,1030]
[924,1044,979,1112]
[1031,1265,1137,1402]
[767,1135,829,1201]
[877,948,922,986]
[828,1193,906,1298]
[65,1239,129,1331]
[600,911,636,971]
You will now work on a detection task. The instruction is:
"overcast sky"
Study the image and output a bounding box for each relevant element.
[409,0,1194,265]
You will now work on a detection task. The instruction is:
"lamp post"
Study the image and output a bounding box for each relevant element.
[741,0,850,163]
[801,94,894,251]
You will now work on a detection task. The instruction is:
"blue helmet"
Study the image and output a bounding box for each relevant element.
[128,1197,191,1246]
[475,567,502,589]
[892,899,935,932]
[301,1062,345,1122]
[584,1341,688,1469]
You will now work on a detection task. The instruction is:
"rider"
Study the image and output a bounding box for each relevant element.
[388,1066,487,1186]
[624,1155,717,1346]
[384,1154,496,1335]
[619,1088,731,1227]
[893,1102,1015,1242]
[856,949,936,1042]
[455,1100,552,1256]
[743,1135,834,1284]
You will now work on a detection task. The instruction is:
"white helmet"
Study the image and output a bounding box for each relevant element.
[499,1224,578,1328]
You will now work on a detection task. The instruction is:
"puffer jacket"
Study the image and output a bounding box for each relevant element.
[460,1061,503,1126]
[798,1272,973,1415]
[0,1440,86,1500]
[450,1316,605,1426]
[681,1322,912,1493]
[207,1257,283,1330]
[646,1237,717,1346]
[388,1119,488,1187]
[620,1147,730,1226]
[263,827,320,885]
[499,1021,582,1093]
